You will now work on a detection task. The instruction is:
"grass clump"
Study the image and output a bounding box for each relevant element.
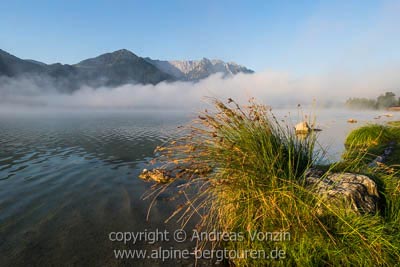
[341,123,400,169]
[344,124,394,147]
[148,98,400,266]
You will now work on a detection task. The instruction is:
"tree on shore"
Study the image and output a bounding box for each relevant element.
[345,91,399,110]
[377,92,397,109]
[345,98,377,109]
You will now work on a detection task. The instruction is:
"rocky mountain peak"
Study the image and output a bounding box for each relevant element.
[76,49,140,67]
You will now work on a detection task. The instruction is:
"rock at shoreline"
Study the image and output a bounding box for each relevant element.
[139,168,174,183]
[368,141,397,167]
[388,107,400,111]
[306,172,380,214]
[295,121,310,134]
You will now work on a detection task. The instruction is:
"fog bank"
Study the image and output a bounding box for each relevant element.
[1,67,400,111]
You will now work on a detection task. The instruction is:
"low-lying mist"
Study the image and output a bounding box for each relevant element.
[1,66,400,112]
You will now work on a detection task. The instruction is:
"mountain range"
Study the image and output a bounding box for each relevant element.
[0,48,253,92]
[144,57,253,81]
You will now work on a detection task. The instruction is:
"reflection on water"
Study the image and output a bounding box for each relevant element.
[0,108,399,266]
[0,111,203,266]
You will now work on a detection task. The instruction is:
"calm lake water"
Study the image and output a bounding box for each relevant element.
[0,108,399,266]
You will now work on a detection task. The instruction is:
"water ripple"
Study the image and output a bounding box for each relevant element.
[0,111,204,266]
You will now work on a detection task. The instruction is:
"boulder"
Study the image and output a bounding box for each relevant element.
[306,172,380,214]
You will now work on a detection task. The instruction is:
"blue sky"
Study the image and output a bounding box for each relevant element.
[1,0,399,74]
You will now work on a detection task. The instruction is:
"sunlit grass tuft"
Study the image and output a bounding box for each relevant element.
[147,98,400,266]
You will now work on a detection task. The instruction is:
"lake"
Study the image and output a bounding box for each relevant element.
[0,108,399,266]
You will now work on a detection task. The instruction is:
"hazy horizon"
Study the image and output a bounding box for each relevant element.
[1,65,400,110]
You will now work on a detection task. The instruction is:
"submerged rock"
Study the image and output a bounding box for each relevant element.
[139,168,174,183]
[306,172,380,214]
[347,119,358,123]
[139,164,212,184]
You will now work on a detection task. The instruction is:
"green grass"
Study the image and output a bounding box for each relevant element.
[341,124,400,168]
[344,124,395,147]
[340,123,400,169]
[147,99,400,266]
[341,122,400,225]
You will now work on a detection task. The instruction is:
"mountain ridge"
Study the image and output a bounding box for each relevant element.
[0,48,254,92]
[144,57,254,81]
